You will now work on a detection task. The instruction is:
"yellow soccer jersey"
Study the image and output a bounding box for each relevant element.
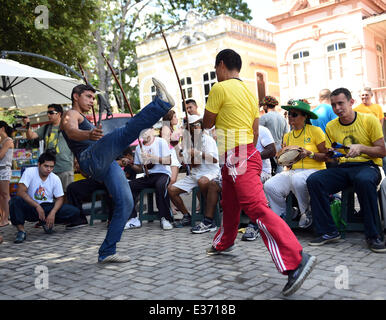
[283,124,326,170]
[325,112,384,166]
[354,103,384,121]
[205,79,259,155]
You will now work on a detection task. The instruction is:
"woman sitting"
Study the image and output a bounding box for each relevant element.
[263,100,328,228]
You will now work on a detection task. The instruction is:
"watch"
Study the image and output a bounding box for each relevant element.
[309,151,315,159]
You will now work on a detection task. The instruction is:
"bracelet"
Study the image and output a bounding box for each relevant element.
[309,151,315,159]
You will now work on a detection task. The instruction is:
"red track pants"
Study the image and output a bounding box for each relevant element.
[212,144,303,275]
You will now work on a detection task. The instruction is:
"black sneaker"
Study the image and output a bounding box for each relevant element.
[191,221,217,234]
[43,224,53,234]
[241,223,260,241]
[66,218,88,230]
[309,231,341,246]
[14,231,26,244]
[206,244,235,256]
[282,252,317,296]
[366,237,386,253]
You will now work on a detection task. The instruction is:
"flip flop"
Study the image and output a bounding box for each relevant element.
[0,222,10,227]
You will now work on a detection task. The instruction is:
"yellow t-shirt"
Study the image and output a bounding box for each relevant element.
[354,103,384,121]
[205,79,259,155]
[325,112,384,166]
[283,124,326,170]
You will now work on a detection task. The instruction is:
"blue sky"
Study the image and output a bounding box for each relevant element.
[244,0,276,32]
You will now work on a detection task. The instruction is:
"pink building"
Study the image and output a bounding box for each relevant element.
[267,0,386,109]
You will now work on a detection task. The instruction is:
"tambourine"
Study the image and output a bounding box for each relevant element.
[276,146,304,167]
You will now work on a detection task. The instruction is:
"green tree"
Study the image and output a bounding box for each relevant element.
[0,109,25,126]
[91,0,252,113]
[0,0,98,76]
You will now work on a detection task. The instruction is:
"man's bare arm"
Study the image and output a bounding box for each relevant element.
[253,118,259,146]
[203,109,217,129]
[22,117,39,140]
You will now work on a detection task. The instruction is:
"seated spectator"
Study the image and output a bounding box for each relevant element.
[264,100,328,228]
[125,128,174,230]
[307,88,386,253]
[242,125,276,241]
[168,115,220,230]
[9,151,81,243]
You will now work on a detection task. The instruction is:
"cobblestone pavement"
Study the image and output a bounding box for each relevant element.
[0,194,385,301]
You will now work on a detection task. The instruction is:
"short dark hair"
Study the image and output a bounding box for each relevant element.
[331,88,352,101]
[71,84,96,103]
[0,120,14,137]
[47,104,63,115]
[38,151,56,165]
[185,99,197,106]
[215,49,242,72]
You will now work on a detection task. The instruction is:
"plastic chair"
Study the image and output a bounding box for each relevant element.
[191,186,222,227]
[89,190,109,226]
[138,188,160,222]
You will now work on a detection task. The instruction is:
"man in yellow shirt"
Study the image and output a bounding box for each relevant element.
[203,49,316,296]
[307,87,386,253]
[354,87,384,126]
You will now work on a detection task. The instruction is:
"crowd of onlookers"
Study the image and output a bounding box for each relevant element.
[0,86,385,253]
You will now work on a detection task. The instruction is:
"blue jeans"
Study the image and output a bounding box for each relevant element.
[10,196,80,226]
[78,97,171,258]
[307,162,382,239]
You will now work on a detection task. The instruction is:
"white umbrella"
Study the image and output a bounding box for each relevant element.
[0,58,81,109]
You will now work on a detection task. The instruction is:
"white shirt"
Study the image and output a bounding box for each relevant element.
[19,167,63,204]
[134,137,172,177]
[256,126,275,175]
[190,134,220,177]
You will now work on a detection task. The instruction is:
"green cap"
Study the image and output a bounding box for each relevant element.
[281,100,318,120]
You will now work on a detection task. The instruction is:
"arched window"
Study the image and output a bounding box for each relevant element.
[256,73,266,104]
[150,85,156,100]
[180,77,193,111]
[376,43,385,87]
[291,49,311,87]
[203,71,216,103]
[326,41,348,81]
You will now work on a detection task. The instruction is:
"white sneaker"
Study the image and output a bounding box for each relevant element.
[161,217,173,230]
[124,217,141,230]
[98,254,130,264]
[152,77,175,107]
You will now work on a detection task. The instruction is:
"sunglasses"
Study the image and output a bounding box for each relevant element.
[47,111,58,115]
[288,111,300,118]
